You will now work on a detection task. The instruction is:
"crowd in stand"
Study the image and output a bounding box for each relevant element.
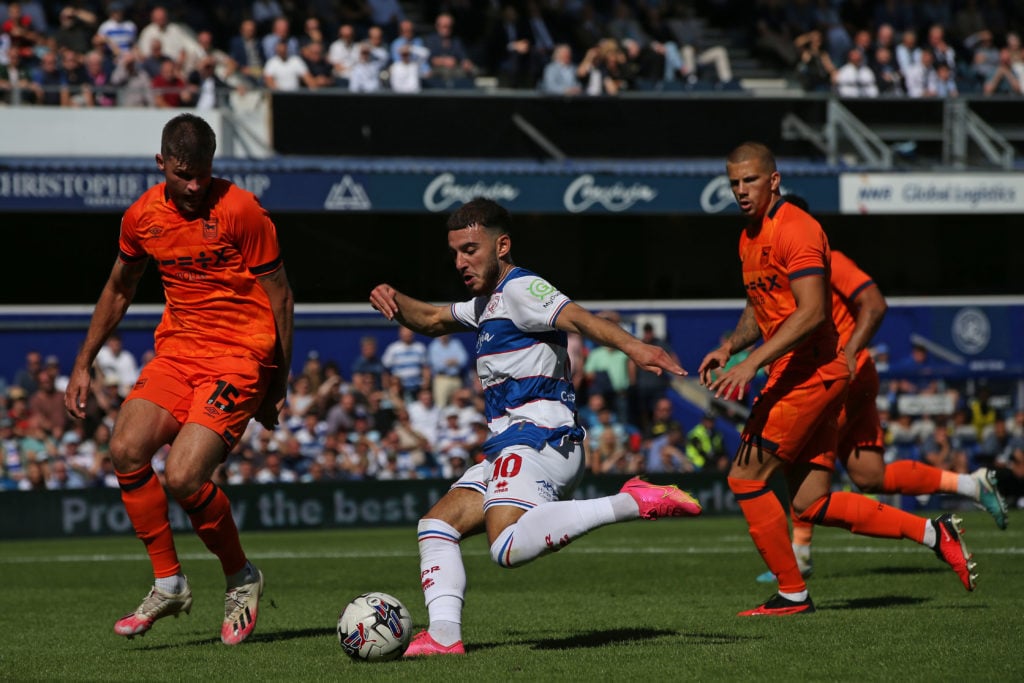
[767,0,1024,96]
[5,1,1024,105]
[0,0,745,107]
[3,319,1024,511]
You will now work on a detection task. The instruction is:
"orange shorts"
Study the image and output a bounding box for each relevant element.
[837,360,884,459]
[125,354,272,448]
[741,360,849,469]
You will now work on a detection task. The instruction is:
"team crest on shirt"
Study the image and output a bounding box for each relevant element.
[202,219,218,241]
[148,225,164,237]
[760,246,771,266]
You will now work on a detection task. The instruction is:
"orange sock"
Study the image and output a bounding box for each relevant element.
[792,515,814,547]
[117,464,180,578]
[729,477,805,594]
[799,492,926,543]
[178,482,247,576]
[882,460,944,495]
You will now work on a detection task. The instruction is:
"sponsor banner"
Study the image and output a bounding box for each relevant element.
[839,173,1024,214]
[0,166,840,215]
[0,474,745,539]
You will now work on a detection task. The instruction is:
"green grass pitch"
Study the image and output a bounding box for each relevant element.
[2,512,1021,680]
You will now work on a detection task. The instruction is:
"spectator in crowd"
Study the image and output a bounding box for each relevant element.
[926,23,957,71]
[835,47,879,97]
[95,1,137,59]
[423,12,476,82]
[327,23,359,81]
[540,43,581,95]
[60,48,94,106]
[982,47,1021,95]
[873,46,904,95]
[43,354,69,393]
[136,5,203,72]
[933,61,959,97]
[365,25,391,64]
[188,55,228,110]
[263,37,314,91]
[486,3,538,89]
[578,39,627,95]
[629,322,679,434]
[645,421,694,473]
[351,335,384,392]
[229,18,264,87]
[0,46,36,104]
[151,56,190,107]
[390,18,429,76]
[904,46,937,97]
[427,334,468,408]
[29,371,67,438]
[110,49,155,106]
[966,29,1000,87]
[794,29,836,92]
[584,310,632,424]
[261,15,298,63]
[406,386,440,447]
[31,48,62,105]
[646,395,681,441]
[589,426,627,474]
[82,49,114,106]
[301,40,334,88]
[686,411,727,472]
[348,40,386,92]
[2,1,43,62]
[388,43,422,92]
[895,27,920,76]
[382,325,430,402]
[299,16,325,49]
[13,351,43,395]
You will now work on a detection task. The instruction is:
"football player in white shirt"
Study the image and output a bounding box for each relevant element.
[369,197,702,657]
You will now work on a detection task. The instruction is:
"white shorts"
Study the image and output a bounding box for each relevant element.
[452,438,585,513]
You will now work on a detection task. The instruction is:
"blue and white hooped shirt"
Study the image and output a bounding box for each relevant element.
[450,267,584,456]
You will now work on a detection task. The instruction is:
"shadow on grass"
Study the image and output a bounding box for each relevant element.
[473,628,763,652]
[824,595,928,610]
[135,627,333,650]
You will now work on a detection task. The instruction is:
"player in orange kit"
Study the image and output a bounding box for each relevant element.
[699,142,977,615]
[65,113,293,644]
[752,196,1007,583]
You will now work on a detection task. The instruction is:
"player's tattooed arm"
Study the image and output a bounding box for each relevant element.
[724,304,761,355]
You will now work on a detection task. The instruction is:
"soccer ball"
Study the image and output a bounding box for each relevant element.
[337,592,413,661]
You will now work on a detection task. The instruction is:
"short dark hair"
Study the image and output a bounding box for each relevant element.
[727,141,777,173]
[446,197,512,236]
[161,113,216,168]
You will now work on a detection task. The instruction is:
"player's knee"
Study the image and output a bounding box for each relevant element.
[851,472,886,492]
[107,435,146,473]
[489,527,520,569]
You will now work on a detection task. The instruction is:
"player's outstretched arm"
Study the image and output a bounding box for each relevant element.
[554,302,686,378]
[65,258,147,419]
[368,283,465,337]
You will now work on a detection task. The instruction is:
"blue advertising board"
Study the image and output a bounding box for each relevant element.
[0,158,840,215]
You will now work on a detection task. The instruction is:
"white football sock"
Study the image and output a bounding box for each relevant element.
[957,474,980,500]
[155,574,187,594]
[778,589,808,602]
[417,518,465,647]
[489,496,632,568]
[922,519,937,548]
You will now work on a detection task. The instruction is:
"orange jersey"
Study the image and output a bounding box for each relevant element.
[738,198,841,380]
[830,249,875,376]
[119,179,282,363]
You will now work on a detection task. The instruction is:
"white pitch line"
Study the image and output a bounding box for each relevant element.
[3,544,1023,564]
